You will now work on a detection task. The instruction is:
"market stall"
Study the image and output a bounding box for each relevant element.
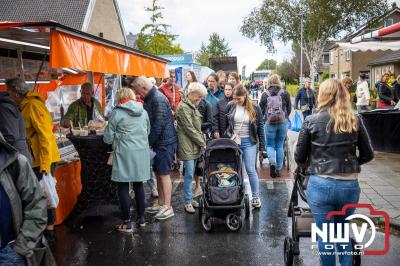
[0,21,168,222]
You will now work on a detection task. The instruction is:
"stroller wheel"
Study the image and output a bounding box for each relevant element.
[244,194,250,219]
[284,236,294,266]
[201,213,213,232]
[226,213,242,232]
[351,237,361,266]
[198,198,204,223]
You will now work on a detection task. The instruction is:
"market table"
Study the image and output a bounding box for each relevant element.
[359,109,400,153]
[67,134,118,213]
[54,160,82,225]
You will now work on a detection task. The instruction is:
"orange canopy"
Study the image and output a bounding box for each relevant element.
[50,30,166,78]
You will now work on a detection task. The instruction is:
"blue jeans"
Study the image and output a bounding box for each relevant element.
[183,160,196,204]
[0,244,25,266]
[265,122,288,170]
[240,137,259,197]
[307,175,360,266]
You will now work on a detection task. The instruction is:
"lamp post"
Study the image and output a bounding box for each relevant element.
[300,13,304,84]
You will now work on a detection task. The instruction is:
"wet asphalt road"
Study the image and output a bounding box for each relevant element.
[52,181,400,266]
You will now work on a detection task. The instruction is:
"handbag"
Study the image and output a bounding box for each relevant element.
[300,104,310,112]
[107,130,125,166]
[39,173,59,208]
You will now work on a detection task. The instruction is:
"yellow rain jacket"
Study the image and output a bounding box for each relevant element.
[20,91,60,173]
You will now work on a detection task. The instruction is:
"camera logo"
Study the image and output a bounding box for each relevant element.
[311,204,390,255]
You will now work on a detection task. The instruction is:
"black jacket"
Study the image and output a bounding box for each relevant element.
[295,111,374,175]
[0,92,32,164]
[391,81,400,103]
[259,86,292,119]
[294,87,316,110]
[197,98,213,134]
[144,87,177,147]
[213,96,232,137]
[376,81,393,105]
[224,103,265,150]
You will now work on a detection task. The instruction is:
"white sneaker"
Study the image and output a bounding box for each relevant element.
[192,199,199,208]
[184,204,195,214]
[155,207,174,220]
[151,187,159,198]
[145,203,161,214]
[252,197,262,208]
[193,187,203,198]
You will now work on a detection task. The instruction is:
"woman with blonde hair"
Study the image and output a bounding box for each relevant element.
[104,87,150,231]
[295,78,374,265]
[259,74,291,178]
[225,84,265,208]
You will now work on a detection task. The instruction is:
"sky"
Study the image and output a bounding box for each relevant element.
[117,0,293,75]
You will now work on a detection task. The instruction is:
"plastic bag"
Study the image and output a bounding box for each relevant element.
[39,174,59,208]
[290,112,303,132]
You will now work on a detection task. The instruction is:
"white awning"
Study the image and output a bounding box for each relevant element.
[336,41,400,51]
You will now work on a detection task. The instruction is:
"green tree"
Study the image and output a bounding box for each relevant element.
[240,0,388,84]
[277,60,297,83]
[135,0,184,55]
[257,59,277,70]
[195,33,232,66]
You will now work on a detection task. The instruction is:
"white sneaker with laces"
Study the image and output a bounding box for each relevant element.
[145,203,161,214]
[155,207,174,220]
[184,204,195,214]
[192,199,199,208]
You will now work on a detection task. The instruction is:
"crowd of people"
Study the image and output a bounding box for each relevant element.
[0,67,379,265]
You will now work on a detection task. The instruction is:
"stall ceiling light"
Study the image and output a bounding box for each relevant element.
[0,81,51,85]
[0,37,50,50]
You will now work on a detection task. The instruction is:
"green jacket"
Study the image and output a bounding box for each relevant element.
[60,97,103,127]
[176,99,205,160]
[103,101,151,182]
[0,133,54,265]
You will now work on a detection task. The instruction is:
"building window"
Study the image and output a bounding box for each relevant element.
[385,18,394,27]
[322,54,329,64]
[345,50,351,61]
[342,72,351,79]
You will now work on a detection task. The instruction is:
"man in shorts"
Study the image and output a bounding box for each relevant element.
[131,76,178,220]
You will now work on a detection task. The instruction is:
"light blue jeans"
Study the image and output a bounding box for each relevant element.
[265,122,288,170]
[307,175,360,266]
[240,137,259,197]
[183,159,196,204]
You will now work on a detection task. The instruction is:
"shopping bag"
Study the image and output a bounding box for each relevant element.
[290,112,303,132]
[39,173,59,208]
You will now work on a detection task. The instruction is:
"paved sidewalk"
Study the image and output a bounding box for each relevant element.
[356,152,400,229]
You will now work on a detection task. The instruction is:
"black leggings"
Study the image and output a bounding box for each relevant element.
[117,182,145,222]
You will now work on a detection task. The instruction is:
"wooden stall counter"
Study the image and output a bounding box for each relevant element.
[54,160,82,225]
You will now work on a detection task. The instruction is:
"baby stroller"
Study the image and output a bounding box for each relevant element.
[199,139,250,232]
[284,167,361,266]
